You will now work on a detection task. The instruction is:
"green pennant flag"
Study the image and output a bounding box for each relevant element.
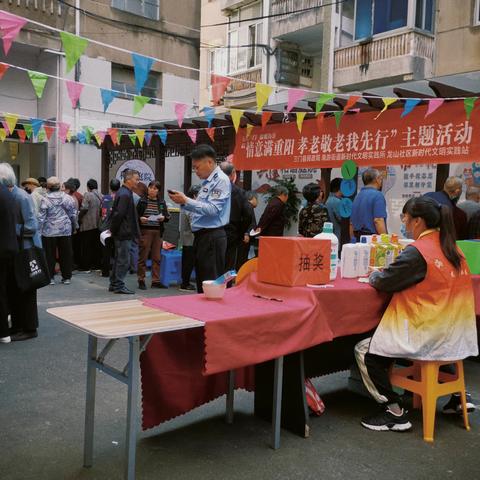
[23,123,33,139]
[464,97,478,120]
[60,32,89,73]
[83,126,93,144]
[316,93,335,114]
[28,71,48,98]
[129,134,137,146]
[37,128,46,142]
[334,111,344,129]
[133,95,150,115]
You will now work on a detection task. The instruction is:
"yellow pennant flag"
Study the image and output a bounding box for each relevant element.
[230,109,244,133]
[135,129,145,146]
[296,112,307,133]
[246,124,254,138]
[0,128,6,142]
[66,129,72,142]
[5,114,18,134]
[94,133,103,145]
[375,97,397,119]
[256,83,273,113]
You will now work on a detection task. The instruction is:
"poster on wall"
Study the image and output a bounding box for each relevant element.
[115,159,155,185]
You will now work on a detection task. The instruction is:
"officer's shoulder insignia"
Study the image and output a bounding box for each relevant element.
[213,173,218,180]
[212,189,222,198]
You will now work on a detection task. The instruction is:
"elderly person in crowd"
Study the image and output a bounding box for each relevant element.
[236,190,258,270]
[38,176,77,285]
[21,177,45,216]
[78,178,103,272]
[458,185,480,221]
[0,182,18,343]
[0,163,41,341]
[254,185,288,237]
[298,182,330,237]
[137,180,170,290]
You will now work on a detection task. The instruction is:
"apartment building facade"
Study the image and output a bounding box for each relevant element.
[0,0,200,189]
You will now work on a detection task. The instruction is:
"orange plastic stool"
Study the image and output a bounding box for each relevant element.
[390,360,470,442]
[235,257,258,285]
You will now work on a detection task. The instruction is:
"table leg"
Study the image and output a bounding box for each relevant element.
[225,369,235,424]
[271,356,284,450]
[125,336,140,480]
[84,335,98,468]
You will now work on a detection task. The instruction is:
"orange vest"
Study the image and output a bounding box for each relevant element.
[369,229,478,360]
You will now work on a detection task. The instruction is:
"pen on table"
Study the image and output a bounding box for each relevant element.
[252,294,283,302]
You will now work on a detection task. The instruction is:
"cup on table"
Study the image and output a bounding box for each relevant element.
[202,281,226,300]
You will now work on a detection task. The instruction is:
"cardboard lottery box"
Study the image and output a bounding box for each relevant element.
[257,237,331,287]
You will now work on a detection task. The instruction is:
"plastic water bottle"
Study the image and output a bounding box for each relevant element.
[213,270,237,285]
[314,222,339,281]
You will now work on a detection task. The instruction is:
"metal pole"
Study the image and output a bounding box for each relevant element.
[271,356,284,450]
[74,0,80,178]
[83,335,98,467]
[125,337,140,480]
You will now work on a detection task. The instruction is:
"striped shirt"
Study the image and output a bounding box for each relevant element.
[143,198,160,228]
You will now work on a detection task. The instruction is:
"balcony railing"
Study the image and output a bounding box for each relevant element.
[0,0,62,16]
[334,31,434,70]
[271,0,323,19]
[226,67,262,94]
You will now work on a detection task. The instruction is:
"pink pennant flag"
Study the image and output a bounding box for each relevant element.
[0,12,27,55]
[187,129,197,144]
[96,130,106,143]
[1,121,10,135]
[425,98,445,117]
[175,102,188,128]
[287,88,305,113]
[57,122,70,143]
[66,80,84,108]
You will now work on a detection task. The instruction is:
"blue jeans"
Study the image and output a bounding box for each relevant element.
[110,239,132,291]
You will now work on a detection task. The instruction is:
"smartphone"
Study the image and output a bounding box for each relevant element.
[167,189,176,194]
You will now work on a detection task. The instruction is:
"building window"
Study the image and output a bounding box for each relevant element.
[111,0,159,21]
[111,64,162,105]
[354,0,409,40]
[415,0,435,32]
[227,2,263,74]
[475,0,480,26]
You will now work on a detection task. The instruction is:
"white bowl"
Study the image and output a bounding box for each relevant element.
[202,280,226,300]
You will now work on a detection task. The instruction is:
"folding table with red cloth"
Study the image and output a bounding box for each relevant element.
[141,274,480,437]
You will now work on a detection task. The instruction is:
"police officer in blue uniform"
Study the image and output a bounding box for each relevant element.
[168,145,231,293]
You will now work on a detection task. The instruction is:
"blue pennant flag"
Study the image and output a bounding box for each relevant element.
[132,53,154,95]
[77,131,86,144]
[401,98,421,118]
[202,106,215,126]
[31,118,43,137]
[145,132,153,146]
[157,129,167,145]
[101,89,118,113]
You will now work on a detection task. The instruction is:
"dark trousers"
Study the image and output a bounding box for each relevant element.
[225,236,239,272]
[236,241,251,271]
[72,232,81,268]
[364,352,403,406]
[0,260,9,337]
[101,238,114,277]
[193,227,227,293]
[42,235,73,280]
[79,229,101,271]
[111,239,132,291]
[3,258,38,334]
[181,245,195,287]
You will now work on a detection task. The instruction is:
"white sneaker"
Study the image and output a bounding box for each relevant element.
[50,279,55,285]
[0,336,11,343]
[61,278,71,285]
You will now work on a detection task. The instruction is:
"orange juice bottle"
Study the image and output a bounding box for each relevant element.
[369,235,378,267]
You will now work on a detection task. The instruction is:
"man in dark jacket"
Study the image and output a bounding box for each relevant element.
[425,176,467,240]
[255,185,288,237]
[220,161,251,271]
[109,169,140,294]
[0,183,18,342]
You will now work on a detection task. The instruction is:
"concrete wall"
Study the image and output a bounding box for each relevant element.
[435,0,480,76]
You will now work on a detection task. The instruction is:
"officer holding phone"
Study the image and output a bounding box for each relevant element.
[168,145,231,293]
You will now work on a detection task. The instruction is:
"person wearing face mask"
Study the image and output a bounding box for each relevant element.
[354,197,477,432]
[350,168,387,242]
[425,176,467,240]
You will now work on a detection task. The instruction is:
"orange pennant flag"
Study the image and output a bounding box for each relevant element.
[44,125,54,141]
[17,130,26,142]
[343,95,360,112]
[246,124,254,138]
[316,112,324,131]
[206,127,215,142]
[261,111,273,129]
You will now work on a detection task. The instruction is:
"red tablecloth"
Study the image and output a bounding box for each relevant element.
[140,274,480,430]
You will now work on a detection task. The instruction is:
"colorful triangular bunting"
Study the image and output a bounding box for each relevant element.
[343,95,360,112]
[158,129,168,145]
[230,109,243,133]
[425,98,444,117]
[83,126,93,144]
[133,95,150,115]
[44,125,54,141]
[174,102,188,127]
[94,131,106,146]
[0,63,9,80]
[210,74,231,105]
[202,106,215,126]
[334,111,344,129]
[57,122,70,143]
[23,123,33,139]
[144,132,153,146]
[31,118,43,137]
[1,121,9,135]
[100,89,118,112]
[107,127,119,145]
[375,97,397,119]
[28,71,48,99]
[296,112,306,133]
[287,88,305,113]
[261,111,272,128]
[401,99,421,118]
[128,134,137,146]
[66,80,83,108]
[187,129,197,143]
[60,32,89,73]
[5,114,18,135]
[464,97,478,120]
[17,129,26,143]
[132,53,154,94]
[0,128,6,142]
[246,124,254,138]
[316,93,335,115]
[206,127,215,142]
[134,129,145,146]
[0,11,27,55]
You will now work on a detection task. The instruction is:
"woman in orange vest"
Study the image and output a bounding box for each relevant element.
[355,196,478,432]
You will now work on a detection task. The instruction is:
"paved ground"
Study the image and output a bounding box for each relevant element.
[1,271,479,480]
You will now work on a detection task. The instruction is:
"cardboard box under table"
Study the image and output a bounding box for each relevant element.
[258,236,331,286]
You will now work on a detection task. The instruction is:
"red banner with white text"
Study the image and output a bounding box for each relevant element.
[233,101,478,170]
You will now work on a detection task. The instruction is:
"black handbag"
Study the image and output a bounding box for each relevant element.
[14,227,50,292]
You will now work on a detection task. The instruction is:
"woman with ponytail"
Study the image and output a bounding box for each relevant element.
[355,196,478,433]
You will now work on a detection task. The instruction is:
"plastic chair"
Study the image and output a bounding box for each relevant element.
[390,360,470,442]
[159,250,182,286]
[236,258,258,285]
